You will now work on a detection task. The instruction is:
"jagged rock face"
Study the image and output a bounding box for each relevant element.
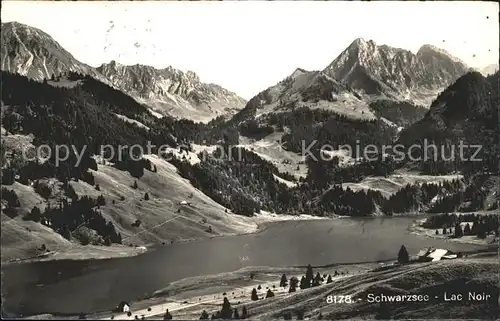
[1,21,245,123]
[97,61,246,122]
[0,22,104,82]
[324,38,471,106]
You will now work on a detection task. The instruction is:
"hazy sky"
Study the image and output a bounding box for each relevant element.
[2,1,498,99]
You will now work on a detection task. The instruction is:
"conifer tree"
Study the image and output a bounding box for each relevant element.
[265,288,275,298]
[280,274,288,287]
[464,223,471,235]
[454,223,463,237]
[397,245,409,264]
[313,272,322,287]
[220,297,232,319]
[251,288,258,301]
[289,277,298,293]
[300,276,308,289]
[241,306,248,319]
[233,308,239,319]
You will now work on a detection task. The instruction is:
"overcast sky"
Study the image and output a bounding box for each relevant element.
[3,1,498,99]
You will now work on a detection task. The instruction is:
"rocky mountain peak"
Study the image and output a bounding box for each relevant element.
[348,38,376,51]
[290,68,308,78]
[185,70,200,82]
[1,21,104,81]
[417,44,469,70]
[418,44,459,60]
[323,39,470,106]
[480,64,499,76]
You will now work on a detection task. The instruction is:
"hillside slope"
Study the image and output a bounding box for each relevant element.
[254,258,498,320]
[398,71,499,175]
[86,155,258,244]
[1,154,260,263]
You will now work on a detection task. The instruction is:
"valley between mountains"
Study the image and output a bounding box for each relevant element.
[1,20,498,320]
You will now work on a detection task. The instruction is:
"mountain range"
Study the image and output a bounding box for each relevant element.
[1,19,498,321]
[1,20,498,268]
[2,22,483,124]
[0,21,246,123]
[229,37,476,132]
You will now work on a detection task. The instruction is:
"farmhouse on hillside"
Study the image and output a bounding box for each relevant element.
[417,247,458,262]
[116,301,130,313]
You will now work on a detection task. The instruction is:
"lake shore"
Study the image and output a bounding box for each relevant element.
[2,212,329,265]
[92,263,376,320]
[408,217,499,246]
[81,250,499,320]
[3,216,490,317]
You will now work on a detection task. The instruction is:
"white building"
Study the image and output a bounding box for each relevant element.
[417,247,457,262]
[117,301,130,312]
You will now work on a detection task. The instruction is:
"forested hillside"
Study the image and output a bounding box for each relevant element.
[398,71,499,176]
[1,63,498,259]
[369,100,427,127]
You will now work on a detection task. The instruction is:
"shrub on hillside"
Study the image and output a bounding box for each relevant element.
[96,195,106,206]
[73,226,105,246]
[2,188,21,207]
[23,206,42,222]
[34,180,52,199]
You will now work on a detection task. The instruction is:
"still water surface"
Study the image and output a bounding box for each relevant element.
[2,217,486,316]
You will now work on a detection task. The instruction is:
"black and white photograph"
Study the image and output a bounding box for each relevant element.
[1,1,499,319]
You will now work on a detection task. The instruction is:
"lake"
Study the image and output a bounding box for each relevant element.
[1,216,488,317]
